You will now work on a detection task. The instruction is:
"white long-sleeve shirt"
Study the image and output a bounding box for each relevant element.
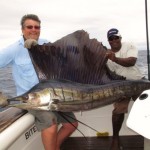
[0,36,48,95]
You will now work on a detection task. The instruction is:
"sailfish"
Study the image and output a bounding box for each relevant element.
[0,30,150,111]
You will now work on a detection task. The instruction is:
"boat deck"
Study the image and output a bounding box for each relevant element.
[0,108,144,150]
[61,135,144,150]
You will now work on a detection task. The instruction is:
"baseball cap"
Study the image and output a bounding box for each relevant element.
[107,28,121,39]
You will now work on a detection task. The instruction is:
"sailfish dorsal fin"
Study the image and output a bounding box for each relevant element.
[28,30,125,84]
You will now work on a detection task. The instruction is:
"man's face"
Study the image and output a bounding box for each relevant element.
[22,19,40,41]
[108,36,122,51]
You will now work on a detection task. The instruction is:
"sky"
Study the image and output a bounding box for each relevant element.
[0,0,149,50]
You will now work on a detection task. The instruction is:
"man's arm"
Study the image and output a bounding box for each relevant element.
[106,51,137,67]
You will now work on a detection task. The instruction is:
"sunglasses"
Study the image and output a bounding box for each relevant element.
[108,36,120,41]
[25,25,41,30]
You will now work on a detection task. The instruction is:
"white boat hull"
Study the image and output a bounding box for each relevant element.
[0,113,44,150]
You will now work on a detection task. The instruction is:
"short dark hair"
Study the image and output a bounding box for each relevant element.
[21,14,41,28]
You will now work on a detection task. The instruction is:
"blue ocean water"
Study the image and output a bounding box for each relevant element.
[0,50,149,111]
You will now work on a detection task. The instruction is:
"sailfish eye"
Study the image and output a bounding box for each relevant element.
[22,95,29,102]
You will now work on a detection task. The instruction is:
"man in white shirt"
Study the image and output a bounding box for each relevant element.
[106,28,144,150]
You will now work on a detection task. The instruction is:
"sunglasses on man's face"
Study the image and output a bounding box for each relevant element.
[25,25,41,30]
[108,36,120,41]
